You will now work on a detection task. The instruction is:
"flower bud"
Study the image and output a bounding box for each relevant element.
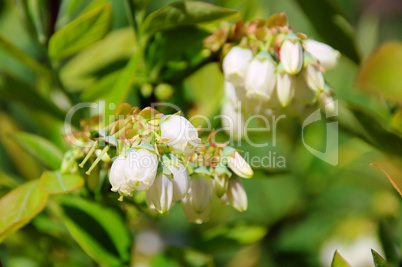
[221,102,245,141]
[167,163,190,202]
[181,193,210,224]
[148,173,174,215]
[303,64,325,92]
[318,85,337,116]
[110,155,133,195]
[213,173,229,198]
[245,52,277,101]
[190,174,211,214]
[124,144,158,191]
[227,177,248,212]
[280,38,303,74]
[303,39,340,69]
[225,148,253,179]
[276,72,296,107]
[223,46,253,87]
[160,115,201,154]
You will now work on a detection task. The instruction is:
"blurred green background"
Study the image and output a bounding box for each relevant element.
[0,0,402,266]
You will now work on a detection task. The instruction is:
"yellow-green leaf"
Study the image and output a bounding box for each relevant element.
[39,171,84,194]
[331,250,351,267]
[357,42,402,101]
[0,180,48,242]
[49,3,112,60]
[372,249,391,267]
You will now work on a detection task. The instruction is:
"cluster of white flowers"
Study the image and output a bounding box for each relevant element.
[103,112,253,223]
[220,31,339,139]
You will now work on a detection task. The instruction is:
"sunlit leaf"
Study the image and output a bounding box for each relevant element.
[371,249,391,267]
[56,196,131,266]
[357,42,402,101]
[331,250,351,267]
[12,132,64,170]
[49,3,112,60]
[142,1,240,34]
[294,0,360,63]
[39,171,84,194]
[56,0,94,29]
[371,162,402,197]
[0,180,49,242]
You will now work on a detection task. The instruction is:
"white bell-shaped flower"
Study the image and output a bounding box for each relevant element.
[226,150,253,179]
[303,39,340,69]
[148,173,174,215]
[318,85,337,117]
[167,163,190,202]
[213,174,229,198]
[280,38,303,75]
[277,72,296,107]
[189,174,211,214]
[227,177,248,212]
[224,80,240,109]
[124,143,158,191]
[221,102,245,141]
[160,115,201,154]
[303,64,325,92]
[223,46,253,87]
[245,52,277,101]
[109,155,133,196]
[181,193,210,224]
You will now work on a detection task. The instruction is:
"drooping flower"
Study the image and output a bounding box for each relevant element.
[167,163,190,202]
[189,174,211,214]
[213,165,231,198]
[109,155,133,196]
[227,177,248,212]
[245,52,277,101]
[181,192,210,224]
[221,102,246,141]
[160,115,201,154]
[124,143,158,191]
[303,64,325,92]
[225,147,253,179]
[303,39,340,69]
[223,46,253,86]
[148,173,174,215]
[280,36,303,74]
[276,72,296,107]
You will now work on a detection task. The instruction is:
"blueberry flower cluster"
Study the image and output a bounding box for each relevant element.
[69,105,253,223]
[204,13,339,138]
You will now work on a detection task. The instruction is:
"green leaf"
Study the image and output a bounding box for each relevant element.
[27,0,50,44]
[0,180,49,242]
[56,0,94,29]
[0,34,50,76]
[80,70,121,101]
[0,73,65,120]
[371,249,391,267]
[142,1,240,34]
[49,3,112,61]
[56,196,131,266]
[331,250,351,267]
[39,171,84,194]
[294,0,360,63]
[12,132,64,170]
[357,42,402,101]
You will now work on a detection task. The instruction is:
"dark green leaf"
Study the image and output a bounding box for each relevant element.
[142,1,240,34]
[357,42,402,101]
[27,0,49,44]
[294,0,360,63]
[12,132,64,170]
[39,171,84,194]
[49,3,112,60]
[56,196,131,266]
[0,180,49,242]
[371,249,391,267]
[0,73,65,120]
[331,250,351,267]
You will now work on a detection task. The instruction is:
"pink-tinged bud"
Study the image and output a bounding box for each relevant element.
[303,39,340,69]
[280,39,303,74]
[227,177,248,212]
[276,72,296,107]
[181,193,210,224]
[223,46,253,87]
[148,173,174,215]
[160,115,201,155]
[245,52,277,101]
[303,64,325,92]
[190,174,211,214]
